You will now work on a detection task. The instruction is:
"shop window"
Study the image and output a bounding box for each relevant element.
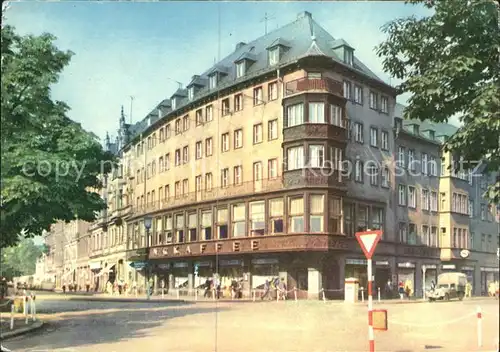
[310,195,324,232]
[357,205,368,231]
[289,197,304,233]
[329,197,341,233]
[250,201,265,236]
[175,214,184,243]
[201,210,212,240]
[232,203,246,237]
[269,198,284,234]
[217,208,228,239]
[188,213,197,242]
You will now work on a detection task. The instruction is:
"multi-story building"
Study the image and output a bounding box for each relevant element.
[45,11,499,298]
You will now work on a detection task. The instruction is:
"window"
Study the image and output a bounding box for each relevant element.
[309,145,325,167]
[480,204,486,220]
[182,115,189,131]
[310,195,324,232]
[196,109,203,125]
[382,167,390,187]
[268,159,278,179]
[307,72,321,79]
[175,149,181,166]
[209,75,217,89]
[369,91,377,109]
[422,189,429,211]
[182,146,189,164]
[182,179,189,195]
[175,214,184,243]
[159,128,165,142]
[205,173,213,191]
[268,82,278,100]
[344,49,353,66]
[380,96,388,113]
[408,149,415,171]
[452,193,468,214]
[188,213,197,242]
[165,215,173,243]
[164,185,170,200]
[234,165,242,185]
[430,191,438,212]
[381,131,389,150]
[201,210,212,240]
[287,146,304,170]
[330,147,342,170]
[399,223,407,243]
[328,197,341,233]
[195,175,202,193]
[355,160,363,182]
[370,127,378,147]
[175,119,181,134]
[287,103,304,127]
[164,154,170,171]
[408,186,416,208]
[398,184,406,205]
[430,226,438,247]
[159,156,164,172]
[422,225,429,246]
[221,133,230,152]
[250,201,265,236]
[232,203,246,237]
[369,165,379,186]
[217,208,228,239]
[421,153,428,175]
[269,48,279,65]
[205,137,213,156]
[253,86,263,105]
[268,119,278,140]
[206,105,213,122]
[309,102,325,123]
[234,94,243,111]
[236,62,245,78]
[398,147,405,168]
[357,206,369,231]
[253,162,262,181]
[343,203,354,237]
[195,141,203,159]
[330,105,343,126]
[354,123,364,143]
[343,80,352,100]
[354,85,363,104]
[372,207,384,231]
[253,123,263,144]
[221,168,229,188]
[222,98,230,116]
[234,129,243,148]
[269,198,284,234]
[165,124,171,139]
[469,200,474,218]
[289,197,304,233]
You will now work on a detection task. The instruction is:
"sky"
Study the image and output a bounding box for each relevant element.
[5,1,434,142]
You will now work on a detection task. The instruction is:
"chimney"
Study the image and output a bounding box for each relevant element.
[235,42,246,51]
[297,11,312,19]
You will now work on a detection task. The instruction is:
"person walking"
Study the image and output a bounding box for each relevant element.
[261,279,271,300]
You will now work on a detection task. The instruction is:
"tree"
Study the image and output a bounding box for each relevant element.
[1,25,115,248]
[0,238,44,280]
[377,0,500,202]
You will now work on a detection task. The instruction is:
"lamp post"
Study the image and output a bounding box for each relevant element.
[144,215,152,300]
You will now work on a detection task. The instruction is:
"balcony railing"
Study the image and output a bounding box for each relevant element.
[285,77,343,97]
[131,177,283,216]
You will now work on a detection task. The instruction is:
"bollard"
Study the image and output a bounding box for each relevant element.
[361,288,365,302]
[477,306,482,347]
[10,304,14,330]
[176,289,180,299]
[322,289,326,302]
[294,288,298,302]
[377,287,381,303]
[252,290,256,302]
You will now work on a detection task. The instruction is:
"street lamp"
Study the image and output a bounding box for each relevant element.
[144,215,152,300]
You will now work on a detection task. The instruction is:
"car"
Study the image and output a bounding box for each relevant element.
[426,272,467,301]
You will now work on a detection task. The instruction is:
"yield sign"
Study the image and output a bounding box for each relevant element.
[355,230,382,259]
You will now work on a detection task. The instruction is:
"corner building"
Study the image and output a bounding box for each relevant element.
[94,11,498,299]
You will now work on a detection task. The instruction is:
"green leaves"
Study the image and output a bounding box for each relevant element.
[377,0,500,203]
[0,238,44,279]
[1,25,116,248]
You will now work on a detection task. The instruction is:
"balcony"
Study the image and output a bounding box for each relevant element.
[285,77,343,97]
[283,123,348,143]
[131,177,284,217]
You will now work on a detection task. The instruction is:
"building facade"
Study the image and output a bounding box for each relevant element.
[45,11,499,298]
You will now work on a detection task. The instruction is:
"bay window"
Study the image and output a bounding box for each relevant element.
[269,198,284,234]
[310,194,324,232]
[250,201,265,236]
[287,146,304,170]
[309,145,324,167]
[343,203,354,237]
[289,197,304,233]
[357,205,368,231]
[371,207,384,231]
[287,103,304,127]
[330,104,343,127]
[329,197,342,233]
[308,102,325,123]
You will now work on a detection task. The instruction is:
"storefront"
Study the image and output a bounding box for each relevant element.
[153,263,171,291]
[345,259,368,293]
[460,266,475,287]
[171,262,189,288]
[251,258,279,289]
[374,260,391,291]
[397,262,416,297]
[194,261,213,288]
[217,259,244,291]
[422,264,438,291]
[480,267,499,296]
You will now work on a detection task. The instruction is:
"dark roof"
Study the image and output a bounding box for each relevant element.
[125,11,389,147]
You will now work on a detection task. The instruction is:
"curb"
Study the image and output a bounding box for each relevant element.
[66,296,187,304]
[0,320,44,340]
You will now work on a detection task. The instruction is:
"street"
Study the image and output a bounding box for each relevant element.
[2,297,499,352]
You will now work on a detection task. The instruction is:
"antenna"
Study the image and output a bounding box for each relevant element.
[260,12,275,35]
[129,96,134,124]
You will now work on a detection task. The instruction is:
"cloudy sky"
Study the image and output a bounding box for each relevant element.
[5,1,432,142]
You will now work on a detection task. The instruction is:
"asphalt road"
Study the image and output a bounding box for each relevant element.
[2,297,499,352]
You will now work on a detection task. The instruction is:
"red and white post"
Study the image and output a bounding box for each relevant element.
[476,306,482,347]
[367,258,375,352]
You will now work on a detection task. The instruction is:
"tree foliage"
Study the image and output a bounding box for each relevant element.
[0,238,44,279]
[1,25,115,248]
[377,0,500,202]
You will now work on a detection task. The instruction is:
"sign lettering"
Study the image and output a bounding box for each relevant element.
[330,239,349,249]
[403,247,435,257]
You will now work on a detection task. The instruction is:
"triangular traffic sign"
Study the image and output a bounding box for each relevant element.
[355,230,382,259]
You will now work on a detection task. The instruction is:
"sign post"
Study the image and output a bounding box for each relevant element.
[355,229,383,352]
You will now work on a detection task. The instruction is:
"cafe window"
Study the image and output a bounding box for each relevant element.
[269,198,284,234]
[232,203,246,237]
[217,208,228,239]
[310,194,324,232]
[201,210,212,241]
[371,207,384,232]
[165,215,173,243]
[175,214,184,243]
[188,213,197,242]
[357,205,368,231]
[289,197,304,233]
[329,197,341,233]
[250,201,265,236]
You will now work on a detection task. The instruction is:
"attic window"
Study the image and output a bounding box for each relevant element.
[344,48,353,66]
[172,98,177,110]
[269,48,279,66]
[188,87,194,101]
[428,130,435,140]
[209,75,217,90]
[236,62,245,78]
[412,125,419,135]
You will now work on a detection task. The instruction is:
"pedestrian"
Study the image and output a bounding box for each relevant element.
[398,281,404,300]
[204,278,211,298]
[278,278,287,300]
[385,280,392,299]
[62,284,66,294]
[261,279,271,300]
[133,281,137,296]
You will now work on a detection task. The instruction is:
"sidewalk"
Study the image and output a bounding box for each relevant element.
[0,316,44,340]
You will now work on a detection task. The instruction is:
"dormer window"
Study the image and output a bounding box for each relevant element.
[236,62,245,78]
[269,48,279,66]
[429,130,435,140]
[188,87,194,101]
[344,48,354,66]
[412,125,419,135]
[209,75,217,89]
[394,117,403,132]
[171,98,177,110]
[158,108,162,118]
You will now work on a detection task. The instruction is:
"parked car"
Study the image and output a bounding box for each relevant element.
[427,272,467,302]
